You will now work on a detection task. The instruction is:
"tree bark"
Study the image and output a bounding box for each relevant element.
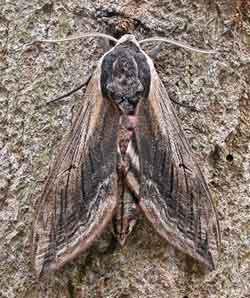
[0,1,250,297]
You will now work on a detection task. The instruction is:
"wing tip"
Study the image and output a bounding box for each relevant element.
[34,196,117,278]
[139,199,219,271]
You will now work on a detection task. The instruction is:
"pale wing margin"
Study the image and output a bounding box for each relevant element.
[33,66,120,277]
[137,67,221,270]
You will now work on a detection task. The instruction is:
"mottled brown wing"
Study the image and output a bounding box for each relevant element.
[33,66,120,277]
[136,67,220,270]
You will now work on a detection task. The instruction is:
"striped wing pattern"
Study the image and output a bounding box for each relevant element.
[33,68,120,276]
[136,66,220,270]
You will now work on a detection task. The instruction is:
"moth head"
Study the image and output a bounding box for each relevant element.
[115,34,140,48]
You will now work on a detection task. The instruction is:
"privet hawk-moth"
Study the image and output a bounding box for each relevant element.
[32,34,221,277]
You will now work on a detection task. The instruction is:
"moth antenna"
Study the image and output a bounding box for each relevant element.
[27,33,118,46]
[139,37,216,54]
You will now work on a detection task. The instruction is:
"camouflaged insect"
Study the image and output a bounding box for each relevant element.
[32,34,221,277]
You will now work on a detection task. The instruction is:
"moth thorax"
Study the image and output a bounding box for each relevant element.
[106,54,144,115]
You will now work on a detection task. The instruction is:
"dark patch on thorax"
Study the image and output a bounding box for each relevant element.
[101,42,151,115]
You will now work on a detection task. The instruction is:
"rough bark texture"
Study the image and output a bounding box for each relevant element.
[0,1,250,297]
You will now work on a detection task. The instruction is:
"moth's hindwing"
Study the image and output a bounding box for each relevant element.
[33,67,120,277]
[136,64,220,270]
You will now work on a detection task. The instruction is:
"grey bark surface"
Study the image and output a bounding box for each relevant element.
[0,0,250,297]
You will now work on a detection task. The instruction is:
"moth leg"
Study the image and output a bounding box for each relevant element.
[147,42,163,59]
[46,72,93,105]
[168,96,198,111]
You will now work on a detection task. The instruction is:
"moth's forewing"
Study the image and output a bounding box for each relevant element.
[136,62,220,270]
[33,67,120,277]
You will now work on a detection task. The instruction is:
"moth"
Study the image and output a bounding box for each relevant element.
[32,33,221,277]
